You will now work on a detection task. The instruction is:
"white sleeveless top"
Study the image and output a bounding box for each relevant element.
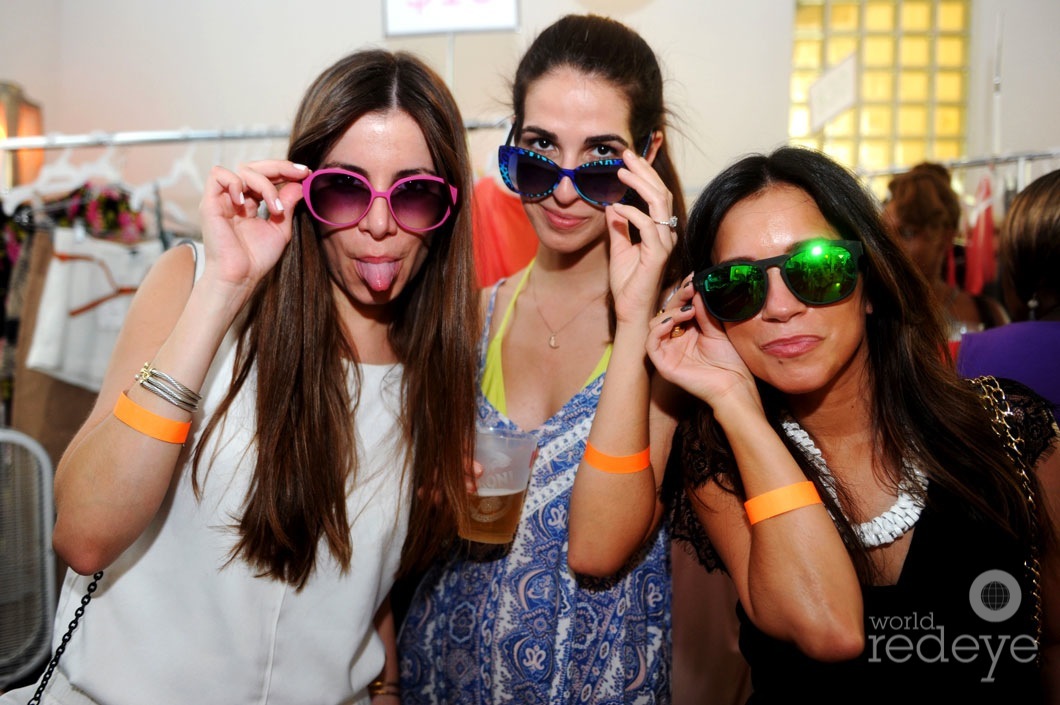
[20,243,411,705]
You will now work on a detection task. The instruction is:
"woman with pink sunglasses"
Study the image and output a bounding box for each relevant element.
[3,50,478,705]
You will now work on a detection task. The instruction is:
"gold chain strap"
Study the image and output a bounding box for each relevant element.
[970,375,1043,659]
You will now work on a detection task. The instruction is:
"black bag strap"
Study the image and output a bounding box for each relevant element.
[27,571,103,705]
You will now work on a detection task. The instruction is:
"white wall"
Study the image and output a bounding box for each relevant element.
[1,0,1058,222]
[967,0,1060,159]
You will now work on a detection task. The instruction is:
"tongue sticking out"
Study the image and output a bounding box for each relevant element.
[356,260,402,292]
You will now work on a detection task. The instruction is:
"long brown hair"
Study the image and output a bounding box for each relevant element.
[886,162,962,234]
[194,50,479,588]
[678,147,1039,582]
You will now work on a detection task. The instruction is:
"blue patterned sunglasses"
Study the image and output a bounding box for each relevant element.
[497,128,651,206]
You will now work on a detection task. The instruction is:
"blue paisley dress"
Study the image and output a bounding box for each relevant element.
[398,283,671,705]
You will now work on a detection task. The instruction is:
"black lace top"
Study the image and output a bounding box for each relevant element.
[665,378,1058,704]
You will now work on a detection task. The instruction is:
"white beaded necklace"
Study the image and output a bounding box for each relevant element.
[780,415,929,548]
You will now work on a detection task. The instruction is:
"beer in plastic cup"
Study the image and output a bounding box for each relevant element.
[458,426,537,544]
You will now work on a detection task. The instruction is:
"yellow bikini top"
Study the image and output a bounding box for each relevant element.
[481,259,611,416]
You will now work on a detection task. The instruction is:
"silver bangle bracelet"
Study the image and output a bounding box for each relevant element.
[139,377,198,413]
[135,362,202,413]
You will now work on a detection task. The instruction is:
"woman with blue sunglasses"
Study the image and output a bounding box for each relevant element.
[645,146,1060,703]
[3,50,479,705]
[398,13,689,704]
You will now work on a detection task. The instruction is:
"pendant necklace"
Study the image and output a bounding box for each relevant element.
[529,274,608,349]
[780,413,929,548]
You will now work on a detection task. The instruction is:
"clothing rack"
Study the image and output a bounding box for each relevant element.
[859,148,1060,191]
[0,119,506,153]
[0,126,291,152]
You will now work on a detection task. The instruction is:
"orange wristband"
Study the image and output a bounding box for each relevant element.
[583,441,651,474]
[113,392,192,444]
[744,481,822,525]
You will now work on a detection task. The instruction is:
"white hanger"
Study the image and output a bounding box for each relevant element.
[79,143,125,187]
[129,143,203,210]
[2,148,86,216]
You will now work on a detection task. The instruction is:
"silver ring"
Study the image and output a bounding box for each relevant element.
[653,215,678,230]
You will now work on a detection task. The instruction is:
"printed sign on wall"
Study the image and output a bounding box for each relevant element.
[384,0,518,36]
[808,53,856,134]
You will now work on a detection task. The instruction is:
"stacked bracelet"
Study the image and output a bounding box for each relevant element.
[113,393,192,444]
[135,362,202,413]
[367,679,400,697]
[583,441,651,474]
[744,481,823,525]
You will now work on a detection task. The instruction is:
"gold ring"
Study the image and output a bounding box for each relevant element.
[669,325,686,338]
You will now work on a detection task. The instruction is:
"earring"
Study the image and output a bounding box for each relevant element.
[1027,295,1039,321]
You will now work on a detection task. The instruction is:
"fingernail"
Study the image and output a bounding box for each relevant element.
[680,304,693,312]
[274,198,284,213]
[660,317,672,325]
[237,192,245,205]
[293,163,309,171]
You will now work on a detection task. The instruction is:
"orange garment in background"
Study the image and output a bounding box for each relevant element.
[471,176,537,288]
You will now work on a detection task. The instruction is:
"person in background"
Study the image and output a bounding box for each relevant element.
[648,146,1059,703]
[958,168,1060,411]
[0,49,478,705]
[398,14,686,703]
[883,162,1008,355]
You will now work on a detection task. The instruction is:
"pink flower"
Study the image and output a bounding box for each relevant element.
[4,228,20,264]
[85,199,101,230]
[120,224,140,243]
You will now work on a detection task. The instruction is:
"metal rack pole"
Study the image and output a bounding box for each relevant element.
[0,127,292,152]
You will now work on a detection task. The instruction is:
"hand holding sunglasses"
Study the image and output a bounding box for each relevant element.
[646,277,759,405]
[693,239,864,322]
[302,168,458,232]
[201,159,316,293]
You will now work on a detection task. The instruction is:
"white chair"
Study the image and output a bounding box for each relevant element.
[0,428,56,690]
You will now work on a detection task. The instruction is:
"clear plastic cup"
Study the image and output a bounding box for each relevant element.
[457,426,538,544]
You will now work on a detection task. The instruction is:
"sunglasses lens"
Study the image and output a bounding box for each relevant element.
[701,263,766,321]
[307,172,371,226]
[574,162,626,205]
[508,151,561,197]
[390,178,451,231]
[784,242,859,304]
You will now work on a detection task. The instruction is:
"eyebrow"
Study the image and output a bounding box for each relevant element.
[320,162,438,180]
[519,126,630,151]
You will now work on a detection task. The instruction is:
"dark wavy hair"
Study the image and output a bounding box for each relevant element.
[194,49,479,588]
[999,168,1060,321]
[676,146,1039,582]
[511,13,687,284]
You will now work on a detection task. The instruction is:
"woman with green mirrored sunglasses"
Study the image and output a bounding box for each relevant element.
[644,146,1059,704]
